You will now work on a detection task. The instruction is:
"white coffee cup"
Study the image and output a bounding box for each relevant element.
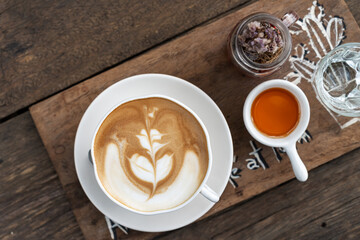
[243,80,310,182]
[90,94,219,215]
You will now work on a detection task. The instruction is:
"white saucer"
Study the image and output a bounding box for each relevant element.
[74,74,233,232]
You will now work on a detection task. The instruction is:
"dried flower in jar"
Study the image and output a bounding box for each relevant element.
[238,21,284,64]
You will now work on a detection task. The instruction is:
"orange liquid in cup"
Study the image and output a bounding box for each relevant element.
[251,88,300,137]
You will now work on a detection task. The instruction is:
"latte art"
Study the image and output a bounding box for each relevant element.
[94,97,209,212]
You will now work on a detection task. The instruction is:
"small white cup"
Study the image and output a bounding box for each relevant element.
[91,94,219,215]
[243,80,310,182]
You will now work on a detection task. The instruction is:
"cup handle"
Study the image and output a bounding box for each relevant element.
[284,143,308,182]
[200,184,219,203]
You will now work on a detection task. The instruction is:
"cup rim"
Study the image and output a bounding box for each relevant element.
[90,94,213,215]
[243,79,310,147]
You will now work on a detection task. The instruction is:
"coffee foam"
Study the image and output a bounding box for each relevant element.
[93,97,209,212]
[102,143,201,211]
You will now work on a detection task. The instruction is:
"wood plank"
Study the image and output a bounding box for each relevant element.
[0,1,357,239]
[0,112,83,240]
[29,0,360,239]
[346,0,360,24]
[155,147,360,239]
[277,197,360,239]
[0,0,250,119]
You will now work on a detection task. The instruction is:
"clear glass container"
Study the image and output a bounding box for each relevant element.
[228,12,297,77]
[313,42,360,117]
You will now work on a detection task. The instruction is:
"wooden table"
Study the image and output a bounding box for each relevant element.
[1,0,359,239]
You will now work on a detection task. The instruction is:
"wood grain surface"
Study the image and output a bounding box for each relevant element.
[29,0,360,239]
[0,0,250,120]
[0,0,359,239]
[156,147,360,240]
[0,113,83,240]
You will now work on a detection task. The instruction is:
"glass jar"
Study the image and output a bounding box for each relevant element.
[228,12,298,77]
[313,42,360,117]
